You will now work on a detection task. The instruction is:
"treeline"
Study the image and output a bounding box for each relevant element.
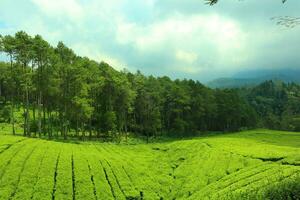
[242,80,300,131]
[1,32,299,140]
[0,31,265,140]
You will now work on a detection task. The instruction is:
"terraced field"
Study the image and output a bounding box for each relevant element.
[0,129,299,200]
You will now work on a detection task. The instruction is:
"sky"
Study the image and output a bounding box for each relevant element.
[0,0,300,82]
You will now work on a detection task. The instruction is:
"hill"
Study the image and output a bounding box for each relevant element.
[0,129,299,199]
[207,69,300,88]
[206,77,259,89]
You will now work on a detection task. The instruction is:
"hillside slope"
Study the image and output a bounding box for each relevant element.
[207,69,300,88]
[0,130,299,200]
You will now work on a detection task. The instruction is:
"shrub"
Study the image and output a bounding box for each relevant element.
[263,176,300,200]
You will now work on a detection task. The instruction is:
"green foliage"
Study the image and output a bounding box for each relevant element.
[0,31,259,140]
[102,111,117,133]
[263,176,300,200]
[0,104,11,123]
[245,81,300,131]
[0,130,299,199]
[206,0,287,5]
[0,31,298,141]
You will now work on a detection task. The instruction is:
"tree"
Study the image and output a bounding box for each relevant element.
[271,16,300,29]
[1,35,17,135]
[55,42,77,139]
[14,31,34,136]
[206,0,287,5]
[32,35,51,137]
[4,30,292,141]
[70,57,94,139]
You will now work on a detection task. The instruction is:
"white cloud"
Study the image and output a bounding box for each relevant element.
[116,13,247,74]
[116,13,244,51]
[2,0,299,81]
[31,0,83,20]
[71,42,128,71]
[175,50,198,64]
[173,65,203,74]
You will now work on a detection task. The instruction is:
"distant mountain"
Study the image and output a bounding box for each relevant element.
[207,69,300,88]
[207,78,258,88]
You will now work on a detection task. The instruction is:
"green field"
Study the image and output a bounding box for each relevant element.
[0,129,299,200]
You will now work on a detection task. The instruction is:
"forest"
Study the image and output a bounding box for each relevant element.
[0,1,300,199]
[0,31,300,141]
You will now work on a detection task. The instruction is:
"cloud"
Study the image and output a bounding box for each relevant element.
[71,42,128,71]
[0,0,300,82]
[115,13,247,75]
[176,50,198,64]
[30,0,83,20]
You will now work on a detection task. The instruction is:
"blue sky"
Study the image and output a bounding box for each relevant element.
[0,0,300,82]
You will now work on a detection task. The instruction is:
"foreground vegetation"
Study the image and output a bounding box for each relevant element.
[1,31,300,142]
[1,28,299,200]
[0,129,299,200]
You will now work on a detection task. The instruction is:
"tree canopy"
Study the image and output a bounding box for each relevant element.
[206,0,287,5]
[0,31,299,141]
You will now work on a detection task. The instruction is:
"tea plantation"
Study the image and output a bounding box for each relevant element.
[0,129,299,200]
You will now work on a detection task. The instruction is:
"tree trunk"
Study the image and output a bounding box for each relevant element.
[9,55,16,135]
[63,102,67,140]
[97,129,100,138]
[56,111,59,138]
[124,113,128,142]
[25,87,30,137]
[38,91,42,137]
[11,101,16,135]
[59,112,64,137]
[48,111,52,139]
[146,132,149,144]
[82,122,85,140]
[75,118,79,137]
[23,106,26,136]
[89,120,92,139]
[33,103,36,121]
[63,123,67,140]
[43,106,46,136]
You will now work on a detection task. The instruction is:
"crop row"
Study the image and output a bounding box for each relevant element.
[0,134,299,200]
[0,140,38,200]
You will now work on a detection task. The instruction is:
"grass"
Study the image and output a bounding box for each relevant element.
[0,129,299,199]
